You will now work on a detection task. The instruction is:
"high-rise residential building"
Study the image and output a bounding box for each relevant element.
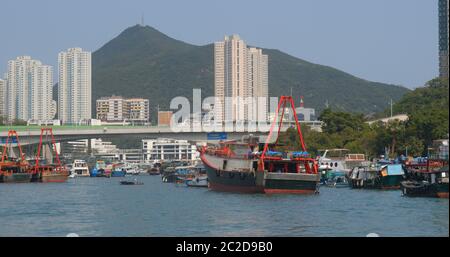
[439,0,449,79]
[58,47,92,124]
[96,96,149,123]
[247,47,268,120]
[214,35,268,122]
[0,78,6,118]
[6,56,54,121]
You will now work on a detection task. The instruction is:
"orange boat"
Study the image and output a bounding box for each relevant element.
[0,130,32,183]
[33,128,69,183]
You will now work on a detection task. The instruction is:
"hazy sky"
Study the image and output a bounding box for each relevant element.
[0,0,439,89]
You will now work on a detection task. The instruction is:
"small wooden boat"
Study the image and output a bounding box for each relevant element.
[120,180,144,185]
[186,175,208,187]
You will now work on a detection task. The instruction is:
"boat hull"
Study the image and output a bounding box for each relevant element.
[205,166,263,193]
[0,173,32,183]
[41,173,68,183]
[263,172,320,194]
[348,175,403,189]
[400,181,437,197]
[111,171,126,177]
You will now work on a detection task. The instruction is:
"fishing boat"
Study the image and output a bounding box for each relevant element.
[402,165,449,198]
[347,164,405,189]
[33,128,69,183]
[186,174,208,187]
[402,140,449,198]
[71,160,90,177]
[320,167,348,187]
[111,163,126,177]
[90,160,109,177]
[199,96,320,194]
[147,166,160,175]
[0,130,32,183]
[185,164,208,187]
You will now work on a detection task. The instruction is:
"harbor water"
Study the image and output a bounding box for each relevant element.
[0,175,448,237]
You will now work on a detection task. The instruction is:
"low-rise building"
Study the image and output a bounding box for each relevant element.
[158,111,173,126]
[142,138,198,161]
[96,96,149,124]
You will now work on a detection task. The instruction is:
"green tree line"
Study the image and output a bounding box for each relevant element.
[276,77,449,159]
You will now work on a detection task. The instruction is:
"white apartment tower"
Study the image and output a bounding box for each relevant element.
[214,35,268,122]
[58,47,92,124]
[247,47,268,121]
[6,56,54,121]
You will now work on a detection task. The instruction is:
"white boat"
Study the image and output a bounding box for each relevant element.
[186,175,208,187]
[71,160,90,177]
[317,149,368,174]
[123,164,140,175]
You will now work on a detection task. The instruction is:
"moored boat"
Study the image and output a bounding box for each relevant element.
[0,165,32,183]
[347,164,405,189]
[71,160,90,177]
[402,166,449,198]
[0,130,33,183]
[111,163,126,177]
[33,128,69,183]
[186,174,208,187]
[200,96,320,194]
[37,165,69,182]
[90,160,109,177]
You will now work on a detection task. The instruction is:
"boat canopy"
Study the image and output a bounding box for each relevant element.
[386,164,404,176]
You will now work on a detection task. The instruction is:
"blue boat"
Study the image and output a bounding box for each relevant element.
[90,160,109,177]
[111,163,126,177]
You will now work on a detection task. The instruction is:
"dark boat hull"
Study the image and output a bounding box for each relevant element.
[263,172,320,194]
[205,165,263,193]
[0,173,32,183]
[401,181,449,198]
[348,175,403,189]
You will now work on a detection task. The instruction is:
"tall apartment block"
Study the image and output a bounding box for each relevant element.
[214,35,268,122]
[58,47,92,124]
[5,56,54,121]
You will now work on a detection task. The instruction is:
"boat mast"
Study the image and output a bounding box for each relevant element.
[35,128,63,171]
[260,95,308,160]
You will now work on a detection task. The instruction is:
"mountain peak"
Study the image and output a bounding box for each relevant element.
[92,25,409,120]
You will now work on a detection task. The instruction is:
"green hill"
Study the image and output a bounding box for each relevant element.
[92,25,409,121]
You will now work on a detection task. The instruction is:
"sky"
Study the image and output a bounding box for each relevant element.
[0,0,439,89]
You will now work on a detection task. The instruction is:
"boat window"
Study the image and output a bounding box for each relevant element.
[335,162,338,167]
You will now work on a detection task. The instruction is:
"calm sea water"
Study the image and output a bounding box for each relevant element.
[0,175,448,237]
